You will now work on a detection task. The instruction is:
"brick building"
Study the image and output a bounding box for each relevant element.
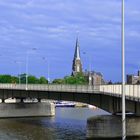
[84,71,105,85]
[127,71,140,84]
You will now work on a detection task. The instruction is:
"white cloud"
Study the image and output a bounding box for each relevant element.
[0,0,139,81]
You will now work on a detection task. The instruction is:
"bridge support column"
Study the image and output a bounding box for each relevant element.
[38,98,41,102]
[0,102,55,118]
[1,99,5,103]
[87,115,140,139]
[20,98,24,103]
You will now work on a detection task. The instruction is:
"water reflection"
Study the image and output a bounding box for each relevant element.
[0,108,139,140]
[0,118,56,140]
[90,138,140,140]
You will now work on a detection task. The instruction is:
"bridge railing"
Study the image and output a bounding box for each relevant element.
[99,84,140,100]
[0,84,100,93]
[1,84,140,100]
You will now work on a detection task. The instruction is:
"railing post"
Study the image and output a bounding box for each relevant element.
[138,85,140,100]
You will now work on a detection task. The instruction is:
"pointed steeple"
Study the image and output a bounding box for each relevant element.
[72,37,82,75]
[74,37,80,60]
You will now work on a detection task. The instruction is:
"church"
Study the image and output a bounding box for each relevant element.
[72,38,105,85]
[72,38,83,75]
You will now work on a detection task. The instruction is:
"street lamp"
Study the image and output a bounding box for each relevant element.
[82,52,92,85]
[42,57,50,83]
[26,48,37,90]
[121,0,126,140]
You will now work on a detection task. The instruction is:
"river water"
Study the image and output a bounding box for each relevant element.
[0,107,139,140]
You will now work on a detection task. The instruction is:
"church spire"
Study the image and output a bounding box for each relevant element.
[72,37,82,75]
[74,37,80,60]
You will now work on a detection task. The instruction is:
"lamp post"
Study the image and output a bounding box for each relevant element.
[88,56,92,86]
[122,0,126,140]
[26,48,36,90]
[83,52,92,85]
[42,57,50,83]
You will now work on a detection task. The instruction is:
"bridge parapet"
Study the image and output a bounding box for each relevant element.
[100,84,140,100]
[0,84,140,101]
[0,84,99,93]
[0,84,140,115]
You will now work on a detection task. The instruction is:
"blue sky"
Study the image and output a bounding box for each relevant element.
[0,0,140,82]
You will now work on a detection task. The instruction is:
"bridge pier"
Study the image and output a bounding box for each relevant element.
[1,99,5,103]
[0,101,55,118]
[38,98,41,102]
[20,98,24,103]
[87,115,140,139]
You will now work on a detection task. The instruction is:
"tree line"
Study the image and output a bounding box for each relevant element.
[52,73,88,85]
[0,74,48,84]
[0,73,88,85]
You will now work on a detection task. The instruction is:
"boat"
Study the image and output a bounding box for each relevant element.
[88,105,97,109]
[54,101,75,107]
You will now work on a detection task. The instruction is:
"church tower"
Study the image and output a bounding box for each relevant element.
[72,38,82,75]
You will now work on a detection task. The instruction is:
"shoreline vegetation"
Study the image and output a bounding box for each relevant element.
[0,72,88,85]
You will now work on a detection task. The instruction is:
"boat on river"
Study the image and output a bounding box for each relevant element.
[54,101,75,107]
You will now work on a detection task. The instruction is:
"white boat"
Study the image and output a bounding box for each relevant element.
[88,105,97,109]
[54,101,75,107]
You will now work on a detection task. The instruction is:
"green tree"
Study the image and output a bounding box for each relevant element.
[28,75,39,84]
[20,74,39,84]
[0,75,12,83]
[52,79,65,84]
[75,72,87,85]
[64,72,88,85]
[39,77,48,84]
[20,74,26,84]
[64,76,76,84]
[11,76,18,83]
[0,75,18,83]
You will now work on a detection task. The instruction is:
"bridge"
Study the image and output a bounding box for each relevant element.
[0,84,140,115]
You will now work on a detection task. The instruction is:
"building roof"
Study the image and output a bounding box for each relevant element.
[84,71,103,77]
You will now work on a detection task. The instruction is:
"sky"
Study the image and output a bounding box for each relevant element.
[0,0,140,82]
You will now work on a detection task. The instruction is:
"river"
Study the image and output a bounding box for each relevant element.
[0,107,139,140]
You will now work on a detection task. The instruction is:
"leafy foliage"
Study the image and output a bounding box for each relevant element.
[0,75,18,83]
[39,77,48,84]
[0,74,48,84]
[52,72,88,85]
[52,79,65,84]
[20,74,26,84]
[0,72,87,85]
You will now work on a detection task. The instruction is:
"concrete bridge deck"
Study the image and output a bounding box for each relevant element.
[0,84,140,100]
[0,84,139,115]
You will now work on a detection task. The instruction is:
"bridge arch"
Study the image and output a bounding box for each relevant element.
[0,84,140,116]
